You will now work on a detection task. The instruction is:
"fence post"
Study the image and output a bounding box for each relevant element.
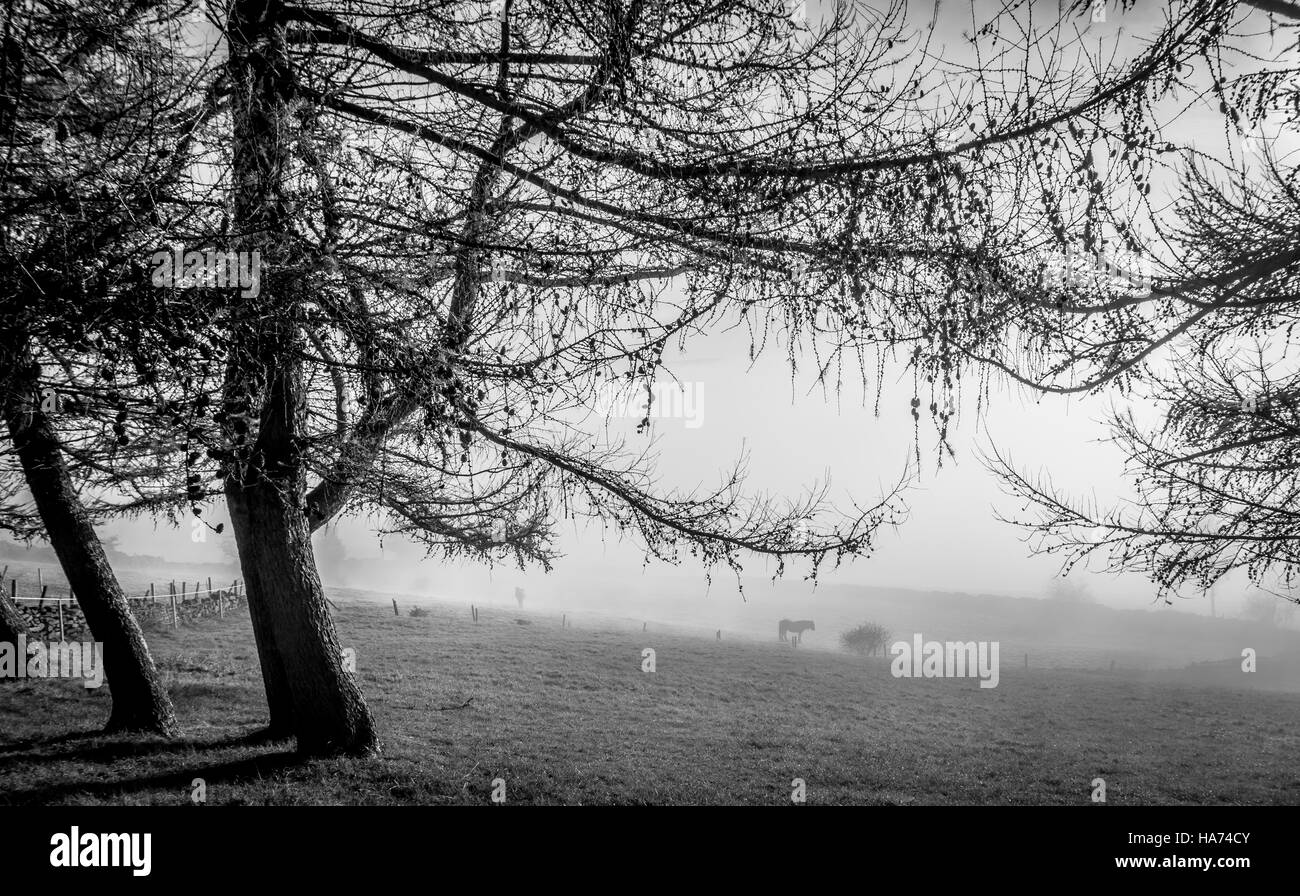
[57,599,65,642]
[37,568,42,589]
[10,579,15,597]
[171,591,179,629]
[392,598,399,617]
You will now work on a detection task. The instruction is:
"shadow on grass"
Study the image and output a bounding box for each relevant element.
[0,728,104,756]
[0,725,295,770]
[0,750,305,805]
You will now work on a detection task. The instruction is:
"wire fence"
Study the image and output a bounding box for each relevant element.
[2,564,246,639]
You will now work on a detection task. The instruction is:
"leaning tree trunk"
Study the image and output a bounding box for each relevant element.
[224,487,295,739]
[226,456,378,756]
[0,355,178,735]
[224,0,378,757]
[222,314,378,755]
[0,589,28,647]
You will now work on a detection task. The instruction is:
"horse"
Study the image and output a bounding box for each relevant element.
[779,619,815,645]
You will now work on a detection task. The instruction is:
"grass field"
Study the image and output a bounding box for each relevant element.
[1,597,1298,805]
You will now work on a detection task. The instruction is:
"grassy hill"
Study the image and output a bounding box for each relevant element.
[1,594,1298,805]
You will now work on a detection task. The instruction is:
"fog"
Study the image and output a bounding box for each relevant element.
[86,322,1274,628]
[8,0,1295,634]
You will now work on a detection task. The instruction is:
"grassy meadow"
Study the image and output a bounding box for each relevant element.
[1,594,1298,805]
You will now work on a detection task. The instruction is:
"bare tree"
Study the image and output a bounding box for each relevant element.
[983,1,1300,607]
[0,0,227,733]
[49,0,1238,752]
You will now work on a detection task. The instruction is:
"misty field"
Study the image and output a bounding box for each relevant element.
[1,598,1297,805]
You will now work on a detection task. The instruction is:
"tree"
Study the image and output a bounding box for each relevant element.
[209,0,1241,753]
[0,589,27,645]
[52,0,1238,753]
[0,0,226,733]
[983,1,1300,601]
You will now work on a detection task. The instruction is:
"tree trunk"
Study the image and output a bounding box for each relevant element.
[0,589,28,646]
[227,467,378,756]
[222,320,378,755]
[224,485,296,739]
[0,355,178,735]
[224,0,379,757]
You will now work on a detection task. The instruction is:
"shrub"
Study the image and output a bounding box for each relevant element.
[841,621,891,657]
[409,606,431,618]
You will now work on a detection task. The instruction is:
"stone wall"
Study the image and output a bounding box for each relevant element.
[15,588,246,640]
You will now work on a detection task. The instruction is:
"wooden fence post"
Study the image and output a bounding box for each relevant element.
[562,613,566,628]
[57,599,65,642]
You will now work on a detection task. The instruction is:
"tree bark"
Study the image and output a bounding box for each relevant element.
[226,456,378,755]
[225,0,379,757]
[0,589,28,646]
[0,353,178,735]
[222,318,378,755]
[224,485,296,739]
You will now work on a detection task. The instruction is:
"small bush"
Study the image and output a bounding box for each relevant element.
[841,621,891,657]
[408,606,431,618]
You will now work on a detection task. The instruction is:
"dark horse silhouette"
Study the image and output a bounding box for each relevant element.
[779,619,815,645]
